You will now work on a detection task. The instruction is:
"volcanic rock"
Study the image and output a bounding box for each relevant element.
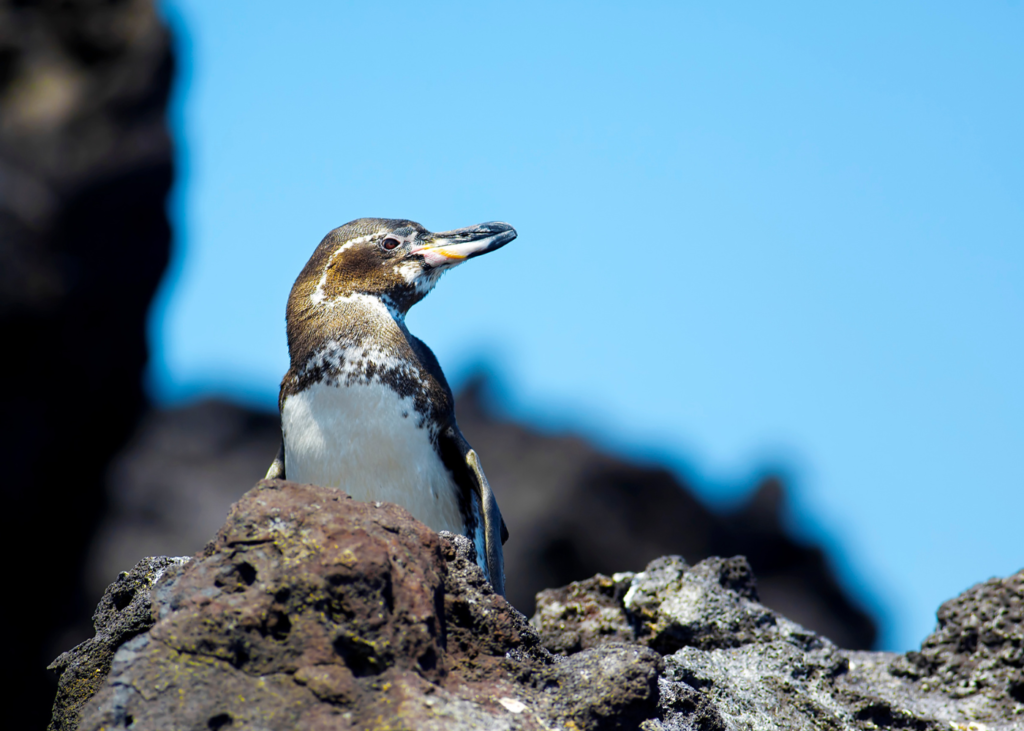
[886,569,1024,720]
[532,558,1024,730]
[52,480,1024,730]
[57,481,662,731]
[47,557,189,731]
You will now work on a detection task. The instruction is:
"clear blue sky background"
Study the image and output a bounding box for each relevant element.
[152,1,1023,651]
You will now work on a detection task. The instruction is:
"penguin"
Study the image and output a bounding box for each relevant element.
[265,218,514,595]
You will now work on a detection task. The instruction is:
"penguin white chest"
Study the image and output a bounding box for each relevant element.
[281,380,466,535]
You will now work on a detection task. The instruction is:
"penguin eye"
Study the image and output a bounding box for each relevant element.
[381,237,400,251]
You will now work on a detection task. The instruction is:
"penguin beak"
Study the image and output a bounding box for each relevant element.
[410,222,517,268]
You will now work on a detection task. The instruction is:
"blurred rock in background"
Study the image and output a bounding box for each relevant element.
[0,0,173,727]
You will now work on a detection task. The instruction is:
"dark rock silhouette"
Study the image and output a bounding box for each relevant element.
[52,481,1024,730]
[0,0,173,726]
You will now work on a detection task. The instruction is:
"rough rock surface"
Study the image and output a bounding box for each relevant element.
[47,557,189,731]
[53,481,1023,730]
[885,569,1024,723]
[534,556,1024,730]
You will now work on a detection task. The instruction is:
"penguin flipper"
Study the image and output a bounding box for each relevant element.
[438,426,506,597]
[464,448,506,597]
[265,441,286,480]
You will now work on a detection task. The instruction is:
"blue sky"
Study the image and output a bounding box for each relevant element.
[152,1,1023,651]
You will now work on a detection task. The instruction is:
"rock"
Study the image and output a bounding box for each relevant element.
[538,644,663,730]
[62,481,661,730]
[624,555,795,654]
[47,557,190,731]
[51,483,1024,730]
[532,556,1024,730]
[883,568,1024,724]
[537,556,856,730]
[531,573,637,654]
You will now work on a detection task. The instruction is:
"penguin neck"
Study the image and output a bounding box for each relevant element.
[321,291,410,349]
[344,290,405,322]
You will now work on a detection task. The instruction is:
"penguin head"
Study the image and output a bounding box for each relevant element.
[292,218,516,318]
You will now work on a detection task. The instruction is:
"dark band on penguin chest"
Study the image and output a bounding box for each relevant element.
[282,339,440,432]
